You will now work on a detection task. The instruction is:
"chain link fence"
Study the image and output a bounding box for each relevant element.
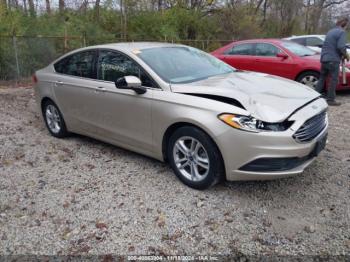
[0,35,232,81]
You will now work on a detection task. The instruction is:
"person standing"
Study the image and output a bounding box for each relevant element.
[316,17,349,106]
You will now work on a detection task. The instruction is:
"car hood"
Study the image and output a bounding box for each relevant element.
[171,71,320,122]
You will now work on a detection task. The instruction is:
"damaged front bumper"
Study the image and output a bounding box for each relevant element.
[214,98,328,181]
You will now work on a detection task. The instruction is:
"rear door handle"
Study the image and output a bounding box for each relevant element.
[95,86,106,93]
[54,81,64,87]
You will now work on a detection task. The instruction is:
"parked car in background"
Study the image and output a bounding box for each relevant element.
[34,42,328,189]
[284,35,325,53]
[212,39,350,90]
[285,35,350,54]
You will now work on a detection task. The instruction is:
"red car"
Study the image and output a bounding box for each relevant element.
[212,39,350,90]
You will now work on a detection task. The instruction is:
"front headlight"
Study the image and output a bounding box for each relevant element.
[218,114,293,133]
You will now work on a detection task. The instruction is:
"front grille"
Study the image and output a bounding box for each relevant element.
[293,111,327,143]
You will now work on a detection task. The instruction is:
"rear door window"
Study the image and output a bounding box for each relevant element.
[225,43,255,56]
[54,50,96,79]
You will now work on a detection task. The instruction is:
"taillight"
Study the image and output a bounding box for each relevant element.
[32,74,38,84]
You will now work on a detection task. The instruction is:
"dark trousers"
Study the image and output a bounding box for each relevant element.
[315,61,339,101]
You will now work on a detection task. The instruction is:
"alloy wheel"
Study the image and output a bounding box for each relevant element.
[172,136,210,182]
[45,104,61,134]
[300,75,318,89]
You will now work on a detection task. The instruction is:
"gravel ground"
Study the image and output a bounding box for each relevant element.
[0,86,349,257]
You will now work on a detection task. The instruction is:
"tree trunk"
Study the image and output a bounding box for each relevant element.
[260,0,268,26]
[7,0,18,10]
[304,0,310,33]
[0,0,7,11]
[13,0,19,8]
[124,2,128,40]
[23,0,28,15]
[311,5,323,33]
[120,0,123,39]
[59,0,65,13]
[45,0,51,15]
[28,0,35,16]
[79,0,88,13]
[120,0,128,40]
[94,0,101,21]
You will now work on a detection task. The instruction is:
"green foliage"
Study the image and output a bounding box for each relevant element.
[0,0,344,80]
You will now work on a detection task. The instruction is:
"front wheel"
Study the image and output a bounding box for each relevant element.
[297,71,320,90]
[167,126,224,190]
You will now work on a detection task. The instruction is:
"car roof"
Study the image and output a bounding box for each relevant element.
[51,42,189,67]
[231,39,285,44]
[285,35,325,39]
[53,42,187,64]
[82,42,185,52]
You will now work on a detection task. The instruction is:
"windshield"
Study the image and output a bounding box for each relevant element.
[281,41,317,57]
[137,46,235,83]
[319,35,325,41]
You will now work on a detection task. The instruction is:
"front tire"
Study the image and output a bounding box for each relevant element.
[167,126,224,190]
[42,100,68,138]
[296,71,320,90]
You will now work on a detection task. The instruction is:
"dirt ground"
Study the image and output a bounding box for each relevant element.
[0,86,349,258]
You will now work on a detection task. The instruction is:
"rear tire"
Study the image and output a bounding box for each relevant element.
[42,100,68,138]
[296,71,320,90]
[167,126,224,190]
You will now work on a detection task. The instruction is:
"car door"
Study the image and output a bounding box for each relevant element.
[53,50,102,135]
[219,43,256,71]
[91,49,154,154]
[252,43,296,79]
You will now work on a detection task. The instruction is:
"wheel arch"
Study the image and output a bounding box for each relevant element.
[161,122,225,174]
[40,96,69,138]
[41,97,65,118]
[41,97,55,113]
[295,69,320,81]
[40,97,68,129]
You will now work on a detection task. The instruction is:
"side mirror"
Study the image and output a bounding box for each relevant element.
[276,52,288,59]
[115,76,146,94]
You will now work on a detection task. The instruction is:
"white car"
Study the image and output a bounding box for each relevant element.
[285,35,350,54]
[284,35,325,53]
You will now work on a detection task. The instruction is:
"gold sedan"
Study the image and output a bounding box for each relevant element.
[33,43,328,189]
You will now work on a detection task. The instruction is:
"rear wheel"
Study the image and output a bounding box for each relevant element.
[167,126,224,190]
[42,100,68,138]
[297,71,320,89]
